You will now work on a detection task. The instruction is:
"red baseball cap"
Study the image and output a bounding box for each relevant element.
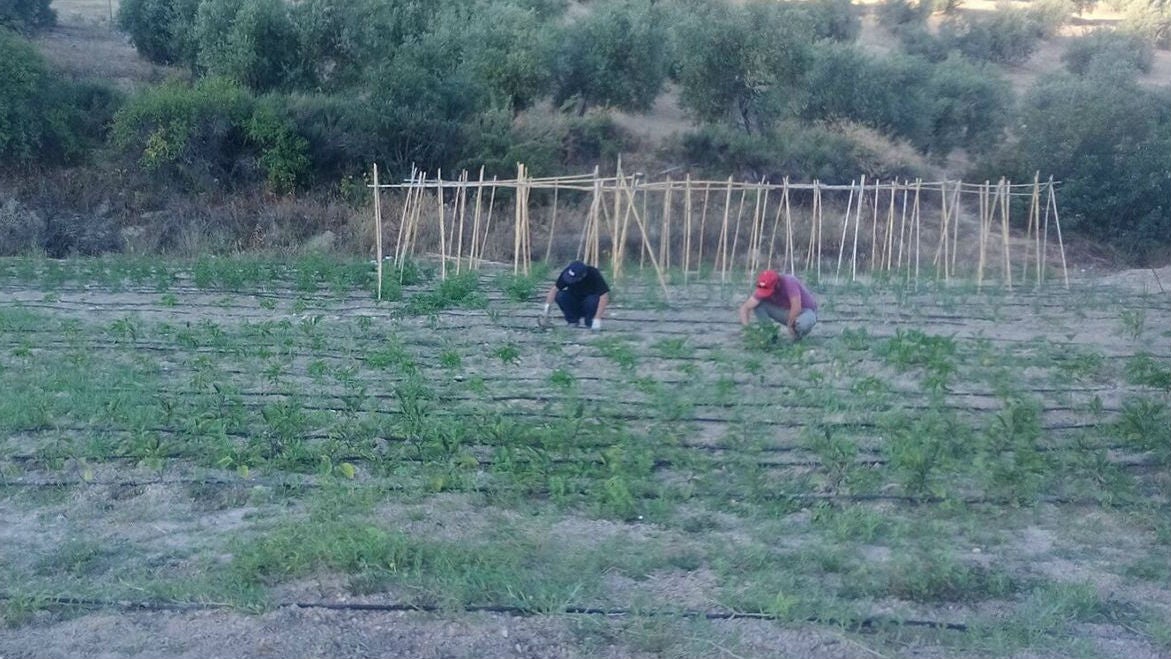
[754,270,780,299]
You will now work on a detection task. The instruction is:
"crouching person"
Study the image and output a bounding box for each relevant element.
[739,270,818,341]
[541,261,610,330]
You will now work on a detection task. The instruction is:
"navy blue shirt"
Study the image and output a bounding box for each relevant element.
[556,265,610,298]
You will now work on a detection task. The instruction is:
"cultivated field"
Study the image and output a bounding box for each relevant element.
[0,256,1168,658]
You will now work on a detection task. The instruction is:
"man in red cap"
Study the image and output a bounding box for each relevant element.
[738,270,818,340]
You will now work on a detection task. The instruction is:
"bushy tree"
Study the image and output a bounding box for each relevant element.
[675,1,813,133]
[0,31,120,166]
[1113,0,1170,47]
[1062,29,1153,76]
[802,46,1011,157]
[455,2,552,114]
[977,74,1169,264]
[111,77,308,192]
[0,0,55,33]
[551,0,671,115]
[194,0,300,91]
[801,45,932,145]
[921,54,1011,156]
[116,0,199,67]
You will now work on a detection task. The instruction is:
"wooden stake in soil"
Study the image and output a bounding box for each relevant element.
[716,177,734,282]
[836,179,856,282]
[617,174,670,300]
[1047,178,1069,288]
[544,185,560,264]
[977,181,990,291]
[851,175,865,282]
[373,163,383,301]
[455,170,467,274]
[661,176,673,272]
[870,179,880,275]
[999,178,1013,291]
[437,170,448,280]
[478,176,498,269]
[913,179,922,285]
[470,167,484,269]
[683,175,693,282]
[697,181,712,276]
[896,182,908,272]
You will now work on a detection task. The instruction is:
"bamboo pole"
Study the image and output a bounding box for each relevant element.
[933,179,950,279]
[478,177,498,268]
[896,182,908,271]
[1032,172,1042,285]
[999,178,1012,291]
[851,175,865,282]
[661,177,673,271]
[683,175,693,283]
[1047,179,1069,288]
[884,181,896,271]
[403,173,426,277]
[977,181,990,291]
[949,181,961,277]
[470,167,484,270]
[870,179,880,275]
[373,163,383,301]
[815,182,823,280]
[454,170,467,273]
[1041,177,1051,284]
[727,186,748,282]
[913,179,922,285]
[783,179,794,274]
[393,167,418,269]
[746,180,765,276]
[578,166,599,263]
[435,170,448,279]
[617,174,670,300]
[766,178,785,271]
[544,185,559,264]
[836,179,856,282]
[697,182,711,276]
[716,177,734,282]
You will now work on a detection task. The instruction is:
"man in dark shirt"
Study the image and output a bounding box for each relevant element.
[541,261,610,330]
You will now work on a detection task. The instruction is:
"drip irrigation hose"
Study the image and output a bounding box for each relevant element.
[0,592,968,632]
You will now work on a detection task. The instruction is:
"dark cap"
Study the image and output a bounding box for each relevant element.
[563,261,587,284]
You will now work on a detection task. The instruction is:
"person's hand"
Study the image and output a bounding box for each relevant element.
[542,303,551,318]
[591,318,602,331]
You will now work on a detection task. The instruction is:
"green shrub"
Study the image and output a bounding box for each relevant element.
[938,10,1046,65]
[551,0,671,115]
[1062,29,1153,76]
[0,0,55,33]
[194,0,300,91]
[675,122,923,183]
[116,0,199,66]
[972,74,1169,264]
[0,32,122,166]
[111,78,308,192]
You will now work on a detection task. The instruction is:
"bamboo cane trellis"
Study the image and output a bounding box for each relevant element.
[370,162,1069,301]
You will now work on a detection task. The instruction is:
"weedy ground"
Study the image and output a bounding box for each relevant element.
[0,255,1168,658]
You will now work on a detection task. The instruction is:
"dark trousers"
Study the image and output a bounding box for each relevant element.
[556,291,600,326]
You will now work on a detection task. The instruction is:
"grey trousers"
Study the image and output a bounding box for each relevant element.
[754,303,817,339]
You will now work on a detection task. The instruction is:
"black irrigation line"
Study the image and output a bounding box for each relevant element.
[4,311,1166,358]
[4,448,1161,474]
[0,473,1157,510]
[0,592,969,632]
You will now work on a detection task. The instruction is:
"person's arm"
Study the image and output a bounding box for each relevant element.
[542,283,558,317]
[738,296,761,325]
[786,291,802,337]
[592,292,609,329]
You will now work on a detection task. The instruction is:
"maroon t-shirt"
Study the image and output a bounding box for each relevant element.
[754,274,817,311]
